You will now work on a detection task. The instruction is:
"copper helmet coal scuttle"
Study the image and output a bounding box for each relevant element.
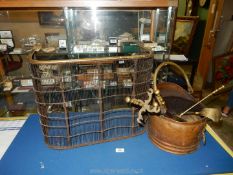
[126,61,223,155]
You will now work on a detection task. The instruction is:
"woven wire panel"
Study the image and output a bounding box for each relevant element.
[30,55,153,149]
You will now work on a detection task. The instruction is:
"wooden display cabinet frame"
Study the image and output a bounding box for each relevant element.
[0,0,178,8]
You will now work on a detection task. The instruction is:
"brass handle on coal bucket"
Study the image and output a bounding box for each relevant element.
[153,61,193,93]
[153,61,194,114]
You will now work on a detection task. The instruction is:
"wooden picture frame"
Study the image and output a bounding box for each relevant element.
[38,11,65,26]
[171,16,199,56]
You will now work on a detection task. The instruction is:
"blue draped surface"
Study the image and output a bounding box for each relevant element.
[0,114,233,175]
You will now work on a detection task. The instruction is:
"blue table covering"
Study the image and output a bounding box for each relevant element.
[0,114,233,175]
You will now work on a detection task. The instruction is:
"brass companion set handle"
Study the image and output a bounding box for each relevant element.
[125,88,160,125]
[179,85,225,117]
[126,61,193,124]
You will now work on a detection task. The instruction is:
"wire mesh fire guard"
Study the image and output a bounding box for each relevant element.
[29,52,153,149]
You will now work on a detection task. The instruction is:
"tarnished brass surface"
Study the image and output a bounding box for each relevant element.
[27,50,153,65]
[125,89,160,124]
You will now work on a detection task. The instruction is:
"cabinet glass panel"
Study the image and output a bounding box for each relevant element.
[64,8,176,58]
[0,7,176,59]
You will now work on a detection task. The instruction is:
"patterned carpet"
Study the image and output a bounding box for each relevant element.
[0,120,25,160]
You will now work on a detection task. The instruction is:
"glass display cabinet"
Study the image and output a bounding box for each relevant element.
[64,8,176,58]
[0,0,178,149]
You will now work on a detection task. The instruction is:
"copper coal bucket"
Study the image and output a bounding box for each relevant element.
[148,62,206,154]
[126,62,206,154]
[148,109,206,154]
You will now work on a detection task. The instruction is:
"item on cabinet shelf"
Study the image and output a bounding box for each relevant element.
[39,65,58,85]
[0,39,14,50]
[116,67,131,84]
[143,42,157,49]
[108,46,118,53]
[152,45,166,52]
[44,33,62,48]
[73,44,105,53]
[20,79,33,87]
[76,74,92,81]
[20,35,41,52]
[109,81,117,86]
[118,32,134,42]
[73,45,83,53]
[116,67,130,75]
[123,79,132,87]
[11,86,33,93]
[143,42,166,52]
[0,30,13,39]
[42,47,56,53]
[9,48,23,54]
[58,39,67,50]
[157,34,166,44]
[87,68,99,74]
[104,74,114,80]
[73,39,108,53]
[140,34,150,42]
[12,79,21,87]
[121,42,140,53]
[41,77,55,85]
[39,64,58,71]
[28,37,37,46]
[83,80,99,89]
[78,69,114,88]
[139,18,151,42]
[61,70,72,83]
[0,44,7,52]
[3,80,13,92]
[109,37,118,46]
[33,45,42,52]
